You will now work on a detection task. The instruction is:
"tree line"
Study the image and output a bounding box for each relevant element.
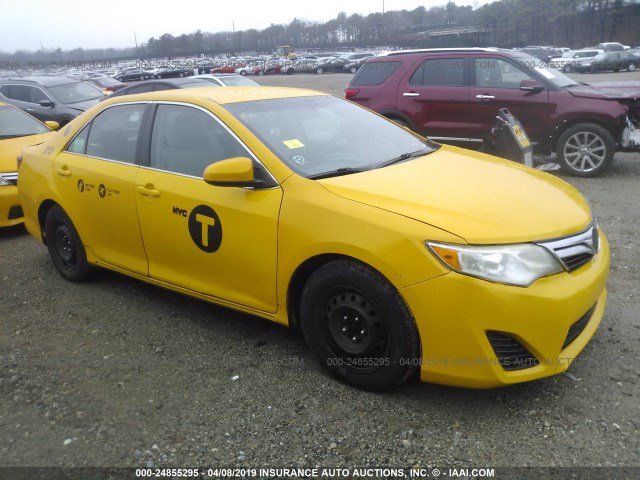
[2,0,639,64]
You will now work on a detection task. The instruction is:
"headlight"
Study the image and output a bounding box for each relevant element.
[426,241,564,287]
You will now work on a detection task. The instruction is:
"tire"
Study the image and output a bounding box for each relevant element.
[287,68,294,75]
[316,67,323,74]
[563,64,572,73]
[556,123,615,177]
[387,116,411,130]
[258,70,264,76]
[44,205,93,282]
[179,72,185,77]
[350,66,358,74]
[300,260,420,391]
[239,70,246,76]
[628,63,636,72]
[139,76,144,81]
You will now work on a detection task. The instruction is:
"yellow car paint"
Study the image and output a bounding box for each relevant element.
[0,102,54,227]
[17,87,610,389]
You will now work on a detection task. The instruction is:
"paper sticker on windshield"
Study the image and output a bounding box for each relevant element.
[283,139,305,149]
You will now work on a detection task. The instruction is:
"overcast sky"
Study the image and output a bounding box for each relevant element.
[0,0,488,53]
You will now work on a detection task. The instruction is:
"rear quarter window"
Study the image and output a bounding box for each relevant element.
[350,61,401,86]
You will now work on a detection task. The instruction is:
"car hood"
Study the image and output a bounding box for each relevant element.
[0,132,52,172]
[567,81,640,100]
[317,146,592,244]
[63,98,101,112]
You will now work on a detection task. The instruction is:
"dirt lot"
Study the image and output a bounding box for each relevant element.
[1,71,639,476]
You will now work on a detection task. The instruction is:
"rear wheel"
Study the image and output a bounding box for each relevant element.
[563,64,572,73]
[556,123,614,177]
[316,67,323,74]
[350,66,358,74]
[628,63,637,72]
[300,260,420,391]
[44,205,93,282]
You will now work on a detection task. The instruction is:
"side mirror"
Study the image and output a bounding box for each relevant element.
[39,99,54,107]
[44,120,60,130]
[203,157,263,188]
[520,80,544,93]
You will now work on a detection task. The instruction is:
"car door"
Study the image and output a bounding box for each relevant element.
[53,102,149,274]
[468,57,549,144]
[394,56,471,141]
[134,103,282,313]
[0,85,55,122]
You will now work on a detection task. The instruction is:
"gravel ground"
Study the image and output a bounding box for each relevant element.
[1,71,639,476]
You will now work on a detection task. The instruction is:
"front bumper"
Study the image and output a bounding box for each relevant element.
[400,232,610,388]
[0,185,23,227]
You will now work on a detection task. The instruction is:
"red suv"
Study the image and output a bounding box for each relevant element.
[346,48,640,177]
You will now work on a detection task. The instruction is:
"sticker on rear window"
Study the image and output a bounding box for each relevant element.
[283,139,305,149]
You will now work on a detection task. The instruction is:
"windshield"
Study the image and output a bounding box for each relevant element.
[224,95,438,178]
[0,104,49,138]
[48,81,103,104]
[218,76,259,86]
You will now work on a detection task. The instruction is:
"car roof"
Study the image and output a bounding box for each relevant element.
[383,47,501,56]
[0,75,81,87]
[104,86,326,105]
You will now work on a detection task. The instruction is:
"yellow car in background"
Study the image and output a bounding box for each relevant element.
[17,87,609,390]
[0,102,57,227]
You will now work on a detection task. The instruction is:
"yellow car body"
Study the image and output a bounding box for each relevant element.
[0,102,55,227]
[17,87,609,389]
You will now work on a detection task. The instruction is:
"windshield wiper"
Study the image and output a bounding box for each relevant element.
[377,148,431,168]
[308,167,367,180]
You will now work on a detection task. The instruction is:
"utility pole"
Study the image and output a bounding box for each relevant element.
[134,32,138,48]
[383,0,385,15]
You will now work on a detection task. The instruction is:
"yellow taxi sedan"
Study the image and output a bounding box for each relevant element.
[18,87,609,390]
[0,102,57,227]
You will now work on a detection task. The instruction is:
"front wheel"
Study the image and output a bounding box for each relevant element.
[44,205,94,282]
[350,66,358,74]
[300,260,420,391]
[316,67,323,74]
[628,63,637,72]
[239,70,246,76]
[563,64,572,73]
[556,123,614,177]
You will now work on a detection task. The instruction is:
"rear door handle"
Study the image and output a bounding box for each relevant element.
[137,186,161,197]
[56,167,72,177]
[403,92,420,97]
[476,94,495,100]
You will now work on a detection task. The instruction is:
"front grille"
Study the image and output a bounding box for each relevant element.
[486,331,538,371]
[562,303,597,349]
[8,205,23,220]
[1,172,18,186]
[538,224,599,272]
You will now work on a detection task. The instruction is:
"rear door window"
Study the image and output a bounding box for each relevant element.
[409,58,468,86]
[350,61,401,86]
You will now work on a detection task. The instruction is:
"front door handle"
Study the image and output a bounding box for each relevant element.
[137,186,161,197]
[403,92,420,97]
[476,94,495,100]
[56,167,72,177]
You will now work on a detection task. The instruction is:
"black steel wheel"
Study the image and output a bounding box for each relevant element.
[556,123,614,177]
[300,260,420,390]
[44,205,93,282]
